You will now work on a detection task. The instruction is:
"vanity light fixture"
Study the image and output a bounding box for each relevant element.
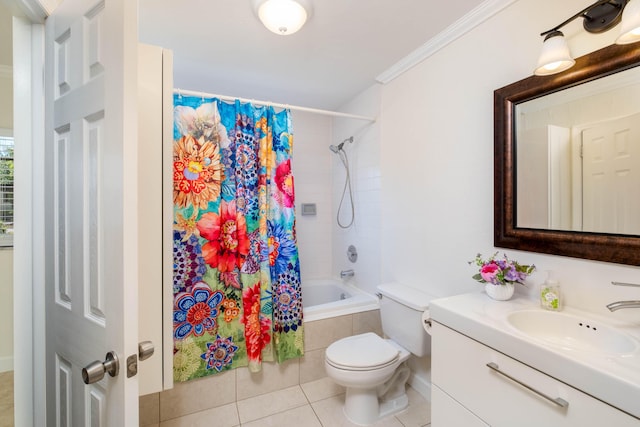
[253,0,312,36]
[617,0,640,43]
[535,0,640,75]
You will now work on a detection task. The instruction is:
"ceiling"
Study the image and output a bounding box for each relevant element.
[139,0,486,110]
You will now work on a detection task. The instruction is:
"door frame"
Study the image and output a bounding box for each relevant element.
[11,0,48,425]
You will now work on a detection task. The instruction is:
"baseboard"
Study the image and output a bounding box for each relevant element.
[408,372,431,401]
[0,356,14,373]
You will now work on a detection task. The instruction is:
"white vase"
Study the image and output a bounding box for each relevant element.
[485,282,515,301]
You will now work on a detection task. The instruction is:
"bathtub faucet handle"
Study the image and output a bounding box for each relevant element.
[375,292,382,299]
[340,269,355,279]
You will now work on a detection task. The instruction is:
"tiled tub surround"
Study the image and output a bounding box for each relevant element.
[140,309,431,426]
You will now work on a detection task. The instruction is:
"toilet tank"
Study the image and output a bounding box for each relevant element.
[377,283,433,357]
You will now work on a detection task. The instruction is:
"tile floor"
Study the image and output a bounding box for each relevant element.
[0,369,431,426]
[142,377,432,427]
[0,371,14,427]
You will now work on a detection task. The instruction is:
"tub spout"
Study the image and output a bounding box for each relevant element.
[606,300,640,311]
[340,269,354,279]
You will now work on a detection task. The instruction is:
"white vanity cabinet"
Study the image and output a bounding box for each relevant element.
[431,321,640,427]
[432,385,489,427]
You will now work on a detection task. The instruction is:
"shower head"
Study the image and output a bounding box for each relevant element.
[329,144,342,153]
[329,136,354,153]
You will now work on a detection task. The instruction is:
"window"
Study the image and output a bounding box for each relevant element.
[0,133,13,247]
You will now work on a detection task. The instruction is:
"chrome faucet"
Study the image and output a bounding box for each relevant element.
[606,301,640,312]
[340,269,354,279]
[607,281,640,311]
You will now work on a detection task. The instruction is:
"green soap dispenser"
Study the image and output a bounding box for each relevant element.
[540,272,561,311]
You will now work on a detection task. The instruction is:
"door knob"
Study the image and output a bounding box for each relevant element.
[82,351,119,384]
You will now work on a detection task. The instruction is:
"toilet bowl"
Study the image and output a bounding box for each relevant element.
[325,333,412,425]
[324,283,433,426]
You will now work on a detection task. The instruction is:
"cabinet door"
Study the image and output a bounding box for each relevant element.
[432,385,489,427]
[432,322,640,427]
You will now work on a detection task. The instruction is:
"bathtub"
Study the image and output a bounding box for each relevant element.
[302,279,379,322]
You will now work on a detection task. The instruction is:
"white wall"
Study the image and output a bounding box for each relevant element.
[0,2,13,130]
[0,249,13,371]
[290,111,334,281]
[0,73,12,129]
[376,0,640,320]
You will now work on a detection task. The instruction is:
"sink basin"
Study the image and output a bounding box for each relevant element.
[507,310,639,355]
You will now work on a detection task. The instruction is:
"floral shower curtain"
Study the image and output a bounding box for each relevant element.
[172,95,304,382]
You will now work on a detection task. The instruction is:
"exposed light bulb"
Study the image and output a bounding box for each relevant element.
[543,61,564,72]
[534,31,575,76]
[616,0,640,44]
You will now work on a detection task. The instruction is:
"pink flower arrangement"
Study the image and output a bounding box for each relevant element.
[469,252,535,286]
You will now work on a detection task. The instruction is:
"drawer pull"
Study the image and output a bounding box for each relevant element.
[486,362,569,408]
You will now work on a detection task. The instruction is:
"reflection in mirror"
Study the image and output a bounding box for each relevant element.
[515,66,640,235]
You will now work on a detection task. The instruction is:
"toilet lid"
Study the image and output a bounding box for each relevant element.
[325,333,399,369]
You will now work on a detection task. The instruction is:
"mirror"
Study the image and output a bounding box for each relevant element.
[494,42,640,266]
[515,65,640,235]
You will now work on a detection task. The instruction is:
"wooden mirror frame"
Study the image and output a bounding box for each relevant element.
[494,42,640,266]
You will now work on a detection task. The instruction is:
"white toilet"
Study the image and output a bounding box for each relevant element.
[324,283,432,425]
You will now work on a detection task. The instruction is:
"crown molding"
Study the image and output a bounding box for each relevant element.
[0,65,12,79]
[11,0,50,23]
[376,0,519,84]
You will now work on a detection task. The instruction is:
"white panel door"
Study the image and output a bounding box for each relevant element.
[582,113,640,235]
[44,0,139,425]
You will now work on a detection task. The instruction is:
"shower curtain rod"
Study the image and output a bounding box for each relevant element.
[173,88,377,122]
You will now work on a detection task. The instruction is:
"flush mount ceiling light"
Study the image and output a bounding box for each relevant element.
[535,0,640,76]
[253,0,312,36]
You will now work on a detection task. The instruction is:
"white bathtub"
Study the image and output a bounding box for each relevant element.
[302,279,379,322]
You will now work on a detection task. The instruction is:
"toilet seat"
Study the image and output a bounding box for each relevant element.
[325,332,399,371]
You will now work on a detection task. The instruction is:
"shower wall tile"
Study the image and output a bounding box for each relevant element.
[290,110,334,281]
[159,370,236,421]
[296,191,332,281]
[235,357,300,400]
[304,315,353,351]
[299,348,327,384]
[332,85,383,293]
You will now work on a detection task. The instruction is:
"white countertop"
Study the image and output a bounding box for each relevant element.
[430,291,640,419]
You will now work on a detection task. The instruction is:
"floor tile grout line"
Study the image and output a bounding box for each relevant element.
[307,401,324,426]
[236,385,313,425]
[237,402,321,427]
[149,378,431,426]
[234,401,241,426]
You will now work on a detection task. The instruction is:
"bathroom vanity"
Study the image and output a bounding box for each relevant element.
[430,292,640,426]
